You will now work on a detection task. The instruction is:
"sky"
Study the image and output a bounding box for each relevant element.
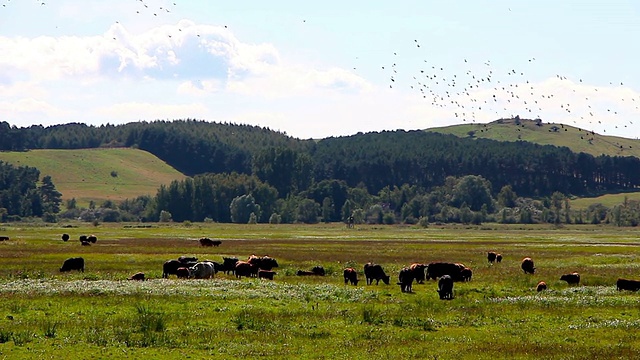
[1,1,639,140]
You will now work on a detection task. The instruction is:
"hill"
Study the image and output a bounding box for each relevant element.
[0,148,187,205]
[427,118,640,159]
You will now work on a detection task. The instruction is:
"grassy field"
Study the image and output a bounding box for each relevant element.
[570,191,640,210]
[0,222,639,359]
[0,148,187,206]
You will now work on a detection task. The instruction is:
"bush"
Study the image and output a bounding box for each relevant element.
[159,210,172,223]
[382,212,396,225]
[269,213,281,224]
[418,216,429,228]
[248,213,258,224]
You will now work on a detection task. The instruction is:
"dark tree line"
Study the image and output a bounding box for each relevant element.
[0,161,62,220]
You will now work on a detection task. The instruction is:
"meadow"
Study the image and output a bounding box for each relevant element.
[0,222,639,359]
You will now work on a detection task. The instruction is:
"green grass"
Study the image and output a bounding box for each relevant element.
[0,148,187,206]
[0,222,639,358]
[570,191,640,210]
[428,118,640,159]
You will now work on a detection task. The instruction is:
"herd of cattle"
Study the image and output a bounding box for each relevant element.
[53,238,640,299]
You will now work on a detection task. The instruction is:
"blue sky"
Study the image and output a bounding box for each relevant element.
[1,0,639,139]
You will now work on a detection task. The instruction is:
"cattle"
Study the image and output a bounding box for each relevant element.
[617,278,640,291]
[178,256,198,263]
[297,270,316,276]
[258,270,277,280]
[343,268,359,285]
[460,267,473,282]
[221,257,239,274]
[190,262,215,279]
[536,281,547,292]
[521,257,535,274]
[496,254,503,263]
[162,259,183,278]
[297,266,325,276]
[397,267,414,293]
[81,241,91,246]
[87,235,97,243]
[364,263,390,285]
[426,262,466,281]
[235,261,258,278]
[437,275,454,300]
[128,272,145,281]
[199,238,222,247]
[247,255,279,270]
[201,260,223,274]
[560,272,580,285]
[409,263,427,284]
[487,251,497,263]
[79,235,88,243]
[0,236,9,241]
[60,257,84,272]
[176,267,191,279]
[61,234,70,242]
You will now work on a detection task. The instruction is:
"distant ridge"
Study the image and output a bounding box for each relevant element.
[427,118,640,159]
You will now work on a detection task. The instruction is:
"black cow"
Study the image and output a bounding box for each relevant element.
[297,266,326,276]
[176,267,190,279]
[617,278,640,291]
[0,236,9,241]
[258,270,277,280]
[199,238,222,247]
[128,272,145,281]
[61,234,70,242]
[162,259,183,278]
[560,272,580,285]
[487,252,497,263]
[536,281,547,292]
[343,268,358,285]
[397,267,414,293]
[426,262,466,281]
[235,261,257,278]
[87,235,97,243]
[221,257,239,274]
[60,257,84,272]
[79,235,88,243]
[437,275,454,300]
[496,254,503,263]
[248,255,279,270]
[364,263,390,285]
[460,267,472,282]
[409,263,427,284]
[521,257,535,274]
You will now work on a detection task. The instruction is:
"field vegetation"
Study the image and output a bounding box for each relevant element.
[0,222,639,359]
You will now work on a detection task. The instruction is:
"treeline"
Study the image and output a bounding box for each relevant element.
[0,161,62,221]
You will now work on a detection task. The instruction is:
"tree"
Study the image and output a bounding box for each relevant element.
[550,192,564,224]
[497,185,517,208]
[322,197,334,223]
[296,199,319,224]
[230,194,261,224]
[450,175,494,212]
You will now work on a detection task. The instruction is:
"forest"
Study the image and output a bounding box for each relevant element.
[1,120,639,226]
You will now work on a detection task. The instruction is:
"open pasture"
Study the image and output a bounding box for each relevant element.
[0,223,639,359]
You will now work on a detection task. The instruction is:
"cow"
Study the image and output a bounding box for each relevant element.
[60,257,84,272]
[560,272,580,285]
[87,235,97,243]
[409,263,427,284]
[190,262,215,279]
[297,266,326,276]
[0,236,9,241]
[201,260,223,274]
[176,267,191,279]
[437,275,454,300]
[487,251,497,263]
[199,238,222,247]
[536,281,547,292]
[617,278,640,291]
[460,267,473,282]
[496,254,503,263]
[343,268,359,285]
[79,235,88,243]
[426,262,466,281]
[178,256,198,263]
[162,259,183,278]
[248,255,279,271]
[128,272,145,281]
[81,241,91,246]
[221,257,239,274]
[235,261,258,279]
[397,267,414,293]
[521,257,535,274]
[297,270,316,276]
[61,234,70,242]
[258,270,277,280]
[364,263,390,285]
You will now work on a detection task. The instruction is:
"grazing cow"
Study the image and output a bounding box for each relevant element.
[190,262,215,279]
[343,268,359,285]
[409,263,427,284]
[496,254,503,263]
[437,275,454,300]
[426,262,466,281]
[0,236,9,241]
[81,241,91,246]
[248,255,279,271]
[79,235,88,243]
[176,267,191,279]
[199,237,222,247]
[521,257,535,274]
[87,235,97,243]
[128,272,145,281]
[364,263,390,285]
[460,267,473,282]
[162,259,183,278]
[487,251,497,263]
[536,281,547,292]
[221,257,239,274]
[617,278,640,291]
[61,234,70,242]
[560,272,580,285]
[311,265,325,276]
[258,270,277,280]
[397,267,414,293]
[60,257,85,272]
[235,261,258,279]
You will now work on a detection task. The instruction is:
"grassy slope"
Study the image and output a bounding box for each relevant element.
[0,148,187,205]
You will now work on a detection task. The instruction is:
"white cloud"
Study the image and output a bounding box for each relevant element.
[95,101,210,121]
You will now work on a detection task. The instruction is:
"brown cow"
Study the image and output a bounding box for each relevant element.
[487,252,497,263]
[560,272,580,285]
[536,281,547,292]
[258,270,276,280]
[343,268,358,285]
[128,272,145,281]
[176,267,190,279]
[521,257,535,274]
[426,262,466,281]
[235,261,258,278]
